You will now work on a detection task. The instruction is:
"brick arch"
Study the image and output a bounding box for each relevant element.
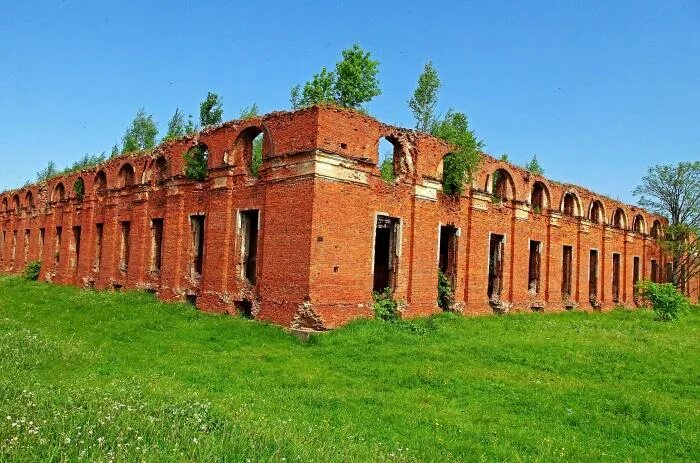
[632,214,646,234]
[378,131,416,180]
[1,196,7,212]
[651,219,663,238]
[218,121,274,169]
[529,180,551,210]
[588,199,606,224]
[560,191,582,217]
[24,190,34,209]
[11,194,20,212]
[118,163,135,188]
[487,167,517,200]
[94,170,107,194]
[611,207,627,229]
[52,182,66,202]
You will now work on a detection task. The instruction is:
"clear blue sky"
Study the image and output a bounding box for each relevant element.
[1,0,698,202]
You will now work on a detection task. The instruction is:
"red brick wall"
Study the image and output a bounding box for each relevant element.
[0,106,693,329]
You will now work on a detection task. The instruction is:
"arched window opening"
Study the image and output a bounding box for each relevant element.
[25,191,34,209]
[491,168,514,202]
[612,208,626,229]
[562,192,578,217]
[53,183,65,202]
[118,163,135,188]
[377,137,397,183]
[154,156,168,183]
[73,178,85,201]
[94,171,107,194]
[633,215,645,234]
[183,144,209,181]
[531,181,548,213]
[1,197,7,212]
[589,200,604,224]
[12,195,20,212]
[651,220,662,239]
[233,126,266,177]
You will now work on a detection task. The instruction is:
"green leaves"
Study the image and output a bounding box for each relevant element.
[121,108,158,153]
[163,107,186,142]
[290,44,381,111]
[199,92,223,128]
[636,280,691,321]
[408,61,441,132]
[431,110,483,196]
[524,154,544,176]
[183,144,208,181]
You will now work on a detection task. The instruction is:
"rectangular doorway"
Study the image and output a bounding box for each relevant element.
[488,234,505,299]
[612,253,621,303]
[589,249,599,300]
[439,225,458,287]
[373,215,400,293]
[240,210,259,284]
[528,240,542,294]
[562,245,573,299]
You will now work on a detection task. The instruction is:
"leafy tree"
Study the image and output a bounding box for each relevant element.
[298,67,336,107]
[636,280,691,321]
[73,178,85,200]
[199,92,223,128]
[499,154,509,162]
[251,137,263,177]
[291,44,381,110]
[239,104,259,120]
[334,44,381,109]
[431,110,483,196]
[290,84,302,110]
[37,160,58,182]
[163,108,186,141]
[408,61,441,132]
[524,154,544,176]
[121,109,158,153]
[634,162,700,290]
[379,157,395,183]
[183,145,208,181]
[185,115,198,135]
[110,144,120,158]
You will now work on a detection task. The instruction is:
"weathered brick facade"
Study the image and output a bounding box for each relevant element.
[1,106,697,328]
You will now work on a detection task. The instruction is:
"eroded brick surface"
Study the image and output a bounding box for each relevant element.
[1,106,696,328]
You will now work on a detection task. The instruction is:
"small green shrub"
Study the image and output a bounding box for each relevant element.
[23,260,41,280]
[379,158,395,183]
[73,178,85,200]
[372,287,399,322]
[636,280,690,322]
[437,269,454,310]
[183,145,208,181]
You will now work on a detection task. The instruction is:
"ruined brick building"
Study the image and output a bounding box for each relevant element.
[1,106,698,328]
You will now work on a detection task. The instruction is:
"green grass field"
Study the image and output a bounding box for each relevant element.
[0,276,698,462]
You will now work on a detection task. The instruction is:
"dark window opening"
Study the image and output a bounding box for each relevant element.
[488,234,505,299]
[120,221,131,272]
[119,164,135,188]
[612,209,625,229]
[439,225,458,282]
[94,224,103,271]
[590,201,603,224]
[0,230,4,262]
[53,184,65,202]
[55,226,62,266]
[186,294,197,306]
[651,259,659,283]
[26,192,34,209]
[651,221,661,239]
[240,210,260,284]
[633,216,644,234]
[562,193,576,217]
[528,241,542,294]
[492,169,511,201]
[531,182,546,213]
[438,225,458,309]
[562,245,573,298]
[235,300,253,318]
[612,253,621,303]
[589,250,599,301]
[23,230,30,263]
[95,171,107,194]
[373,215,400,293]
[151,218,164,272]
[191,215,205,278]
[71,226,81,269]
[154,157,168,183]
[633,256,640,298]
[665,262,673,284]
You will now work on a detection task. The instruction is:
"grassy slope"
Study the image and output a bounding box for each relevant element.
[0,276,698,462]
